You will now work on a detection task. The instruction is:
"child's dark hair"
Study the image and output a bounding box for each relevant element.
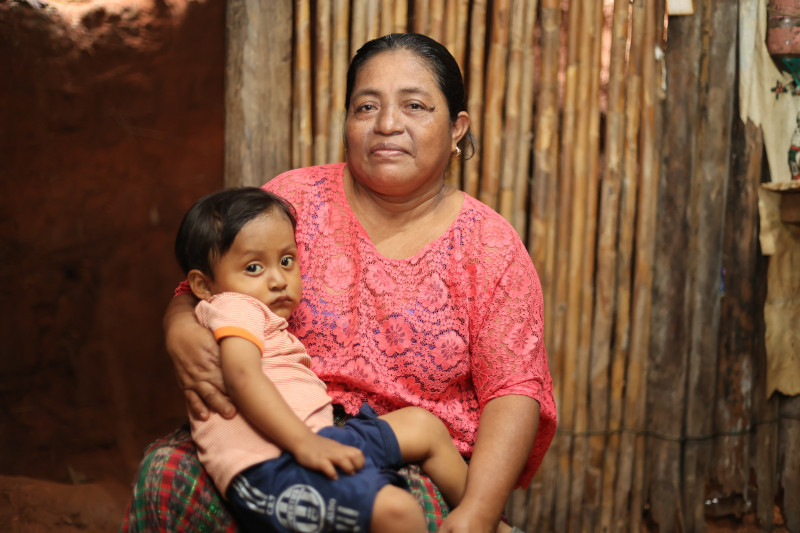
[175,187,297,277]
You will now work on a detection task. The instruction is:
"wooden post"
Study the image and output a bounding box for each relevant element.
[512,0,538,236]
[328,0,350,164]
[443,0,469,190]
[464,0,486,198]
[293,0,313,169]
[550,1,582,530]
[225,0,293,187]
[577,0,603,528]
[611,1,658,530]
[682,1,737,529]
[710,114,760,522]
[479,0,510,211]
[498,0,526,228]
[647,3,702,529]
[313,1,331,165]
[528,1,561,529]
[413,0,430,34]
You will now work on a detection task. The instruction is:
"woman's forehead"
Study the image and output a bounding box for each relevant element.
[354,50,438,92]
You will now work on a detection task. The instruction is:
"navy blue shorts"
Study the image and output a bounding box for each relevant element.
[226,404,408,533]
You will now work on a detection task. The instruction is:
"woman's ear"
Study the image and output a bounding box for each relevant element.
[187,269,214,300]
[451,111,471,150]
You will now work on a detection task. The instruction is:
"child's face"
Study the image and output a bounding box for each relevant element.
[208,212,302,320]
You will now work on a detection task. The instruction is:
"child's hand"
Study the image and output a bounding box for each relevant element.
[291,433,365,480]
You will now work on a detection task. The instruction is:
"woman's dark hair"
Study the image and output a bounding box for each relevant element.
[174,187,296,277]
[345,33,476,159]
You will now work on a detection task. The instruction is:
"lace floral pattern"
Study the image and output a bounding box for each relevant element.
[263,163,556,487]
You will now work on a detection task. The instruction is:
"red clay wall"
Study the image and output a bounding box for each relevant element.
[0,0,225,495]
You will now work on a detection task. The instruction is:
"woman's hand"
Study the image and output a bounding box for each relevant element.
[290,433,365,480]
[437,505,500,533]
[164,293,235,420]
[440,395,540,533]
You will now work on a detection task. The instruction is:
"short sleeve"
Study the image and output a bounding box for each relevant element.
[195,293,282,353]
[467,216,557,487]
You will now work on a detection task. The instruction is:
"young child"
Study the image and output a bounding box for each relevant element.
[174,187,468,533]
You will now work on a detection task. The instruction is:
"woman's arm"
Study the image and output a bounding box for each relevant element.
[440,395,539,533]
[219,336,365,479]
[164,293,235,420]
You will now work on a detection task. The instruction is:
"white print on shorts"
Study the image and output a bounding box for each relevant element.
[231,477,362,532]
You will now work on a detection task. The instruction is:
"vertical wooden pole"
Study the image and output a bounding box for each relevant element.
[225,0,293,187]
[512,0,538,236]
[711,106,761,530]
[413,0,430,34]
[577,0,603,528]
[393,0,409,32]
[479,0,510,211]
[499,0,526,229]
[682,0,737,529]
[505,10,540,523]
[329,0,350,163]
[351,0,368,59]
[565,1,601,529]
[380,0,394,37]
[464,0,486,198]
[313,1,331,165]
[293,0,313,169]
[647,1,703,528]
[552,2,581,529]
[443,0,469,190]
[528,1,561,529]
[594,0,630,527]
[365,0,380,41]
[611,1,661,530]
[429,0,445,41]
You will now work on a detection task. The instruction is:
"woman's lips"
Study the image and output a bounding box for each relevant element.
[371,143,407,155]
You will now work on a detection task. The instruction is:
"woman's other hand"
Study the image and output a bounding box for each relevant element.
[164,293,235,420]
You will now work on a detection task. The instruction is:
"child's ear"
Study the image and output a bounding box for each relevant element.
[187,270,213,300]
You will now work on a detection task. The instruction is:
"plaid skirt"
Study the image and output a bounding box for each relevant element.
[119,421,449,532]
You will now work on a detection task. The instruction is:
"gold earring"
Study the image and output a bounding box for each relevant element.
[451,146,462,159]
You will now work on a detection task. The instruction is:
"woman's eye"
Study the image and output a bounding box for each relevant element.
[281,256,295,268]
[355,104,375,113]
[245,264,263,273]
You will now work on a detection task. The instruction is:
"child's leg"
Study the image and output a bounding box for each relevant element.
[379,407,468,508]
[370,484,427,533]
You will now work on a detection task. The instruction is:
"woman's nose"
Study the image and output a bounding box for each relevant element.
[374,105,402,134]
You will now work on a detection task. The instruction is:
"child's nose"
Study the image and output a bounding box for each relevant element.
[267,270,287,290]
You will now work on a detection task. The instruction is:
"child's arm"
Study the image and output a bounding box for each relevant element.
[219,336,365,479]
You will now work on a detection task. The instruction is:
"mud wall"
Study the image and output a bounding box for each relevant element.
[0,0,225,488]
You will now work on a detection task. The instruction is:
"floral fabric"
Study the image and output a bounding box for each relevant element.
[266,163,556,486]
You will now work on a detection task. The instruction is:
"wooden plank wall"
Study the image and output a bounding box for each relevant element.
[224,0,800,530]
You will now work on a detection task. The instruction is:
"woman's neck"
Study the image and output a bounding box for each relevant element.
[343,166,463,259]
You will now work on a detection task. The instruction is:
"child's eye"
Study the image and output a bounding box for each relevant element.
[245,264,263,273]
[281,256,295,268]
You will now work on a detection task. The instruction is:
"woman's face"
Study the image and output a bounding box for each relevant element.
[344,49,469,198]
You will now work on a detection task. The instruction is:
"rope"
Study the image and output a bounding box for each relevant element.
[767,6,800,20]
[554,413,800,442]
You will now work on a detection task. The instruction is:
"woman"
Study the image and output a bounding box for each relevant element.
[123,33,556,533]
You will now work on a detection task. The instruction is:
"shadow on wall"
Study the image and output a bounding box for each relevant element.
[0,0,226,525]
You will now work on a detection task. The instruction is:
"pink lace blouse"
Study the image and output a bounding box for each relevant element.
[178,163,556,487]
